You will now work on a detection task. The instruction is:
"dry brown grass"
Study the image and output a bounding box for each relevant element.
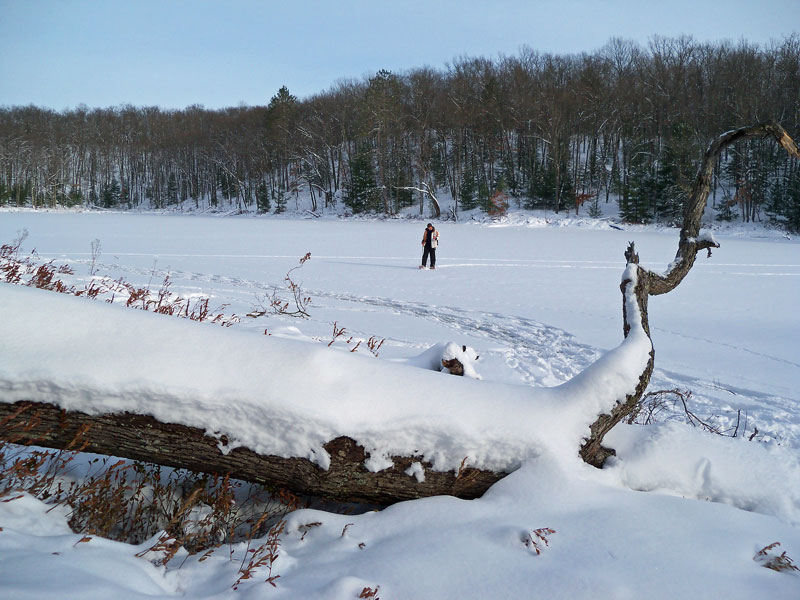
[1,233,239,326]
[1,415,304,589]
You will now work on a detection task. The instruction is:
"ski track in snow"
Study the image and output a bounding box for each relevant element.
[651,324,800,369]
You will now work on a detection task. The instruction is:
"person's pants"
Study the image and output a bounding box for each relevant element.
[422,247,436,267]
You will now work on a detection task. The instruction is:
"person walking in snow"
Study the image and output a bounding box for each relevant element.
[420,223,438,269]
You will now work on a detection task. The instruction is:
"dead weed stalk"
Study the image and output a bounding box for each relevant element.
[523,527,556,555]
[1,234,238,326]
[755,542,800,573]
[248,252,312,319]
[1,418,303,584]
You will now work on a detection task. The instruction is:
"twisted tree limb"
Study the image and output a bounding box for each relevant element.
[579,121,799,466]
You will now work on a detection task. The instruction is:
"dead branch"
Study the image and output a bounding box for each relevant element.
[392,182,441,218]
[579,121,799,466]
[248,253,312,319]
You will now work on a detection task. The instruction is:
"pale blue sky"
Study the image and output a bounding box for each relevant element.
[1,0,798,110]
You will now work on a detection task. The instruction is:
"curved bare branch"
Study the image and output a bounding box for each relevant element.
[647,121,799,296]
[581,122,798,466]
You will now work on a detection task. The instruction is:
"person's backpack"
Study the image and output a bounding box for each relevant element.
[431,231,439,248]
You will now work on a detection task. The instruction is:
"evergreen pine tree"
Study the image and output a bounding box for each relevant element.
[654,123,697,223]
[556,165,573,212]
[501,161,517,198]
[766,170,800,231]
[538,163,557,208]
[719,147,744,222]
[478,180,491,213]
[619,158,653,223]
[101,178,121,208]
[430,144,447,189]
[715,194,738,222]
[167,173,179,205]
[345,148,378,213]
[256,181,271,214]
[524,167,546,209]
[66,188,82,207]
[784,173,800,232]
[389,155,414,211]
[459,167,478,211]
[588,195,602,218]
[273,188,287,214]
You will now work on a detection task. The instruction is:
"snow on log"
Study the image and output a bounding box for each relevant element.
[0,278,649,503]
[0,401,503,504]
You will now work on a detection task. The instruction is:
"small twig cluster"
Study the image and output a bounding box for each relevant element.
[327,321,386,356]
[628,388,718,432]
[89,238,101,276]
[358,586,381,599]
[233,520,286,589]
[523,527,556,555]
[297,521,322,541]
[454,457,470,481]
[628,388,764,439]
[754,542,800,573]
[2,233,81,294]
[452,456,480,489]
[107,274,239,326]
[328,321,350,347]
[248,252,312,319]
[366,336,385,357]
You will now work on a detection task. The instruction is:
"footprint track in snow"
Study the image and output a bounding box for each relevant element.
[83,259,598,387]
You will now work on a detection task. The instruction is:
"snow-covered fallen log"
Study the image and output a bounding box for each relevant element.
[0,276,651,503]
[0,401,505,504]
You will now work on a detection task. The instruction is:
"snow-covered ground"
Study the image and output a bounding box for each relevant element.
[1,211,799,598]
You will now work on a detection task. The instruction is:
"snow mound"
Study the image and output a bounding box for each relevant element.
[397,342,482,379]
[607,422,800,525]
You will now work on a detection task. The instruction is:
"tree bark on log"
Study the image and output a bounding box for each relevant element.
[1,123,797,502]
[0,401,504,505]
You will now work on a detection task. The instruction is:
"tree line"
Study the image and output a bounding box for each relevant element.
[1,35,799,228]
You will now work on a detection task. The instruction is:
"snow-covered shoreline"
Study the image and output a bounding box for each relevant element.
[2,203,796,239]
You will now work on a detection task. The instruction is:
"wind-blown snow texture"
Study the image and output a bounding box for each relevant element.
[0,211,799,599]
